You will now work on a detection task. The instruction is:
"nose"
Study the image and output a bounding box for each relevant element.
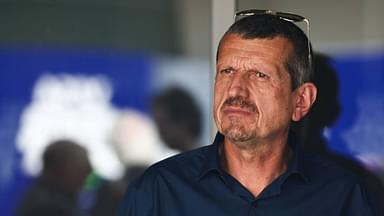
[228,73,249,98]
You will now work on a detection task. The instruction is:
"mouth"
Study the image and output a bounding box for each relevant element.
[220,96,257,116]
[222,106,253,116]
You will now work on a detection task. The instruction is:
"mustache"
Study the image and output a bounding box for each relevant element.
[222,96,257,113]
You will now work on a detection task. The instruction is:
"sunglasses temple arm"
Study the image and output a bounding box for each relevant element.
[303,18,312,70]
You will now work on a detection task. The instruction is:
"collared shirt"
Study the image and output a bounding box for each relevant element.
[117,133,376,216]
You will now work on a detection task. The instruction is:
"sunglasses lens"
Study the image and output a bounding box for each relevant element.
[276,12,305,22]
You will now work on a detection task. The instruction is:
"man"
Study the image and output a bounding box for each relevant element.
[117,11,376,215]
[151,86,202,152]
[16,140,91,216]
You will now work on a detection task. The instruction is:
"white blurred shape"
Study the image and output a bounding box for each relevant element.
[357,153,384,173]
[111,110,178,166]
[342,95,384,168]
[16,73,124,180]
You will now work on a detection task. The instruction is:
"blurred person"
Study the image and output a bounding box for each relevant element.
[294,53,384,215]
[15,139,91,216]
[110,109,177,185]
[82,173,128,216]
[88,110,176,216]
[151,86,202,152]
[117,10,376,216]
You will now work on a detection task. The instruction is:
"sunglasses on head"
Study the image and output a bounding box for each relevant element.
[234,9,312,69]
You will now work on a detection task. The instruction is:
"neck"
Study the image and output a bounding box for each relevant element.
[221,135,292,198]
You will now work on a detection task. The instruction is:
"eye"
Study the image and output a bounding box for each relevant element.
[256,72,267,78]
[219,67,235,75]
[249,71,268,80]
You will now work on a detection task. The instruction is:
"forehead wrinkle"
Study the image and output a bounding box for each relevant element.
[217,35,293,80]
[220,56,257,70]
[218,54,281,78]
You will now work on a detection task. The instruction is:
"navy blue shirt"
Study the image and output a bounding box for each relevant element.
[117,133,375,216]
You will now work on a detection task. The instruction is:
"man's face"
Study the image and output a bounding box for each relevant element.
[214,34,298,146]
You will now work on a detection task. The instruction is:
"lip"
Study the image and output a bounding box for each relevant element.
[222,107,253,116]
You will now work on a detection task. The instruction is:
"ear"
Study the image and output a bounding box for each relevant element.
[292,82,317,122]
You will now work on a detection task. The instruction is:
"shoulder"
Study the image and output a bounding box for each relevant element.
[131,144,212,188]
[117,145,213,216]
[298,153,378,213]
[300,152,365,187]
[15,182,80,216]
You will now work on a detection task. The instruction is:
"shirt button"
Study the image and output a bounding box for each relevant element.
[252,200,258,207]
[248,202,258,216]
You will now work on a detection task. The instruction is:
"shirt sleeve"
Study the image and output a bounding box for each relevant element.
[341,183,377,216]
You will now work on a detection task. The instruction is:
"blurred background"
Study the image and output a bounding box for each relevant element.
[0,0,383,215]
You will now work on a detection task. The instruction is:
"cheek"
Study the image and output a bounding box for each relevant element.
[213,81,225,107]
[256,87,290,114]
[213,82,227,122]
[268,91,295,119]
[213,96,223,124]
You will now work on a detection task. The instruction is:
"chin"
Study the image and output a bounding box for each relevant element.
[223,126,253,143]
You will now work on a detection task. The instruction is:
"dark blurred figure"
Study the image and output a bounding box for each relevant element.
[85,173,128,216]
[293,53,341,153]
[151,86,202,152]
[15,140,91,216]
[294,53,384,216]
[88,87,203,216]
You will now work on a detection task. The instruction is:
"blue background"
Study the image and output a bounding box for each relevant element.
[0,47,383,215]
[0,46,152,215]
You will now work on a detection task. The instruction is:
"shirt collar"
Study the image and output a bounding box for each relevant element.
[198,132,311,184]
[281,132,311,184]
[197,133,225,180]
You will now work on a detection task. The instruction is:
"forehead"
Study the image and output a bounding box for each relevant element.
[217,34,293,65]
